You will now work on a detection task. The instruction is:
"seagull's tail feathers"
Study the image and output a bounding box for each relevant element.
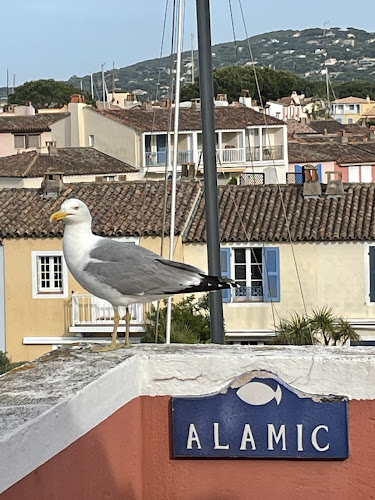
[178,274,239,294]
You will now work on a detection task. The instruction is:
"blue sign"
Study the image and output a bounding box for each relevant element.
[172,370,348,459]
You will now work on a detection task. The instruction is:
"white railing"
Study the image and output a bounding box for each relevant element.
[71,294,144,326]
[221,148,245,163]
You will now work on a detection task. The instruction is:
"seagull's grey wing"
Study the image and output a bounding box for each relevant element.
[84,240,204,296]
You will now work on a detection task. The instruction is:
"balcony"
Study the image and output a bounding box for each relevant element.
[70,294,146,335]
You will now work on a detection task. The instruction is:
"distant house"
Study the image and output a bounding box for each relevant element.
[288,141,375,183]
[331,96,375,124]
[0,144,139,188]
[3,180,375,361]
[50,98,288,184]
[0,113,68,157]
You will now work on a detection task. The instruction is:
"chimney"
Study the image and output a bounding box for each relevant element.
[141,101,153,111]
[46,140,58,155]
[239,89,252,108]
[41,172,64,198]
[70,94,85,104]
[191,98,201,110]
[325,171,344,197]
[340,130,348,144]
[303,164,321,198]
[181,162,196,179]
[160,99,172,109]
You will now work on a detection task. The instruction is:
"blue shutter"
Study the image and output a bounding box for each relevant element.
[369,247,375,302]
[295,164,303,184]
[220,248,231,303]
[317,163,322,182]
[263,247,280,302]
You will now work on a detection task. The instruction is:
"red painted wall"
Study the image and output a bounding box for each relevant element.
[2,397,375,500]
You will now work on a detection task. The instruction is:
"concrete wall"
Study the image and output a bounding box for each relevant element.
[1,345,375,499]
[83,108,139,166]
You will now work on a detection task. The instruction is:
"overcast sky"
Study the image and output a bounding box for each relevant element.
[2,0,374,87]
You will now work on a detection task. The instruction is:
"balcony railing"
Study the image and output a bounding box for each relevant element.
[145,150,194,167]
[233,286,264,302]
[286,172,304,184]
[246,145,284,162]
[221,148,245,163]
[145,145,284,167]
[72,294,144,327]
[240,173,265,185]
[145,151,167,166]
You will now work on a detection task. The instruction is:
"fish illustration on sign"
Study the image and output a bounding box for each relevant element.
[236,381,282,406]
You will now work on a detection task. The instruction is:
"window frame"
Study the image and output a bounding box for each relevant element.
[232,247,264,302]
[221,244,280,305]
[31,250,68,299]
[14,133,41,150]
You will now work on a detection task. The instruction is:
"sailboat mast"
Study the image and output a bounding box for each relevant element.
[325,68,330,118]
[196,0,225,344]
[165,0,184,344]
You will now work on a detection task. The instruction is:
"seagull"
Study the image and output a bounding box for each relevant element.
[50,198,237,350]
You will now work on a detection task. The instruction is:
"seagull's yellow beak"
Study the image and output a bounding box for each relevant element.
[50,210,69,222]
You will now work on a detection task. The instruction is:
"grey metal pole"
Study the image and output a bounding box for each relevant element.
[196,0,225,344]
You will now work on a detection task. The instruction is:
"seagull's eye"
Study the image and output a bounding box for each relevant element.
[73,206,79,210]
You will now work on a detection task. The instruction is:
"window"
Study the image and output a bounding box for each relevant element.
[14,135,26,149]
[220,247,280,303]
[14,134,40,149]
[347,118,353,124]
[32,251,68,298]
[28,134,40,148]
[233,248,263,300]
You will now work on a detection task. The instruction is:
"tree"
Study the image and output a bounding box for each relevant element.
[181,65,328,104]
[8,79,96,108]
[142,294,210,344]
[273,307,359,346]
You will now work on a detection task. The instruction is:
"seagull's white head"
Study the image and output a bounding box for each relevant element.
[50,198,92,225]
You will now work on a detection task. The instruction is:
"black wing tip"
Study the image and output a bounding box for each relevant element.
[175,275,239,294]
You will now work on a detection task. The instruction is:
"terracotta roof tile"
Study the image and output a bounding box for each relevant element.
[184,184,375,243]
[332,96,370,104]
[0,181,201,239]
[0,148,137,177]
[2,181,375,245]
[0,113,69,133]
[102,106,284,132]
[288,141,375,164]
